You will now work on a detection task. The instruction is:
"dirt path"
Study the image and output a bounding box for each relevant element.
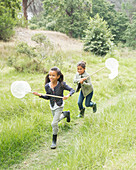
[13,28,83,52]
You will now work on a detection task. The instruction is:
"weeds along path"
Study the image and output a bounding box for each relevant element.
[10,93,121,169]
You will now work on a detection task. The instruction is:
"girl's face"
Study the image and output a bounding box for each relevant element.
[49,70,60,83]
[77,66,85,75]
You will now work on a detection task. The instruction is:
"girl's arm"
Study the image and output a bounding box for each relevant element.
[32,92,41,96]
[82,77,92,87]
[32,92,50,100]
[63,82,75,100]
[73,74,81,84]
[79,77,87,84]
[63,93,71,100]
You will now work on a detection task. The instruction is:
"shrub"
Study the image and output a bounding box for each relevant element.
[31,33,47,44]
[29,24,38,30]
[83,14,114,56]
[16,42,37,58]
[7,33,55,73]
[0,0,20,41]
[0,8,15,40]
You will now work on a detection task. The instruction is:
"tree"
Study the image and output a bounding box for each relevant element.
[124,13,136,49]
[122,0,136,22]
[83,14,113,56]
[0,0,21,40]
[42,0,92,38]
[22,0,34,20]
[27,0,43,16]
[91,0,129,43]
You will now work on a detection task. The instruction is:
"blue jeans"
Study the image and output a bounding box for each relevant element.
[78,90,93,110]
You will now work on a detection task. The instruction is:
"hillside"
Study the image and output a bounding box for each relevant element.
[13,27,83,52]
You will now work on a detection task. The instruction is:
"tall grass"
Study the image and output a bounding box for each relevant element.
[43,94,136,169]
[0,42,136,169]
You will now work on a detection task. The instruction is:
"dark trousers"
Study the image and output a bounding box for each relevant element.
[78,90,93,110]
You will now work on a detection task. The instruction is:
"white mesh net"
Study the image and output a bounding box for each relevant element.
[105,58,119,79]
[11,81,31,98]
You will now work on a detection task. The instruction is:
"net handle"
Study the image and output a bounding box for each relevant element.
[86,58,118,79]
[86,66,106,79]
[31,92,63,99]
[90,66,106,76]
[44,94,63,99]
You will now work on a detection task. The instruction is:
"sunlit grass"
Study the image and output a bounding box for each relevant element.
[0,42,136,168]
[43,94,136,169]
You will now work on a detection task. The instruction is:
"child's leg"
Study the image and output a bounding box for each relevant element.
[59,112,65,121]
[85,91,97,113]
[77,90,85,117]
[51,107,63,135]
[85,91,93,107]
[51,107,63,149]
[60,111,71,122]
[78,90,84,110]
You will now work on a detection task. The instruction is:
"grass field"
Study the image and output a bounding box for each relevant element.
[0,39,136,169]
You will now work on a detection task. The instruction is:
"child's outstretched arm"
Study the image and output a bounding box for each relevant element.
[63,94,71,100]
[63,82,75,100]
[33,92,50,100]
[33,92,41,96]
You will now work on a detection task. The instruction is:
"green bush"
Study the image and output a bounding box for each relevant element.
[16,15,28,28]
[83,14,114,56]
[7,34,56,73]
[90,0,129,44]
[31,33,47,44]
[0,0,20,41]
[16,42,37,58]
[7,42,44,73]
[29,24,38,30]
[0,8,15,40]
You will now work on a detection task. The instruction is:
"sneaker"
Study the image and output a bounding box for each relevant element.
[66,111,70,122]
[93,103,97,113]
[77,107,85,118]
[63,111,70,122]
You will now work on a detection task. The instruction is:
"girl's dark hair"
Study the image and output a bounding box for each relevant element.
[45,67,64,85]
[77,61,86,69]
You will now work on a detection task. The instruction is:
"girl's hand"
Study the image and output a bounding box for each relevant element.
[63,94,70,100]
[80,77,87,84]
[32,92,41,97]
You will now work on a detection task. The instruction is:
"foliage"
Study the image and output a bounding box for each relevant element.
[31,0,91,38]
[30,0,130,44]
[31,33,48,44]
[111,12,129,43]
[7,33,65,73]
[16,42,37,58]
[124,13,136,49]
[8,33,54,73]
[16,15,28,28]
[83,14,113,56]
[122,0,136,22]
[29,24,38,30]
[91,0,129,44]
[0,0,21,40]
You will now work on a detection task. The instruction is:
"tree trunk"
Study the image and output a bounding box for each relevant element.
[23,0,34,20]
[23,0,28,20]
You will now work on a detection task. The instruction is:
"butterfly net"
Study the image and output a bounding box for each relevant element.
[11,81,31,98]
[105,58,119,79]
